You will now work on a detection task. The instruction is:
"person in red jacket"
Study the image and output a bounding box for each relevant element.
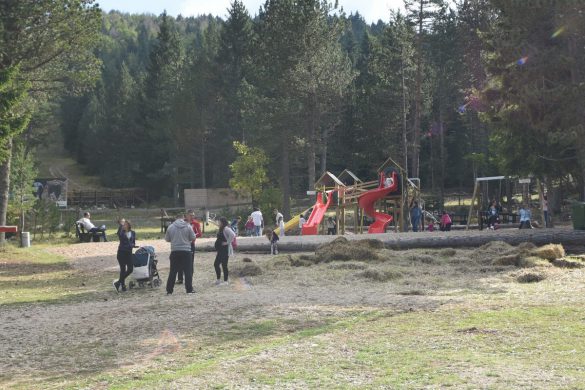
[177,210,202,284]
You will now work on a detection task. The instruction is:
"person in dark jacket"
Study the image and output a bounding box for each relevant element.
[113,220,137,292]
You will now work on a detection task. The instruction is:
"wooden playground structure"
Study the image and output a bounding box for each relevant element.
[297,157,421,235]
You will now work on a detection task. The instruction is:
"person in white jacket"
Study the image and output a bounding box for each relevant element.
[214,217,235,285]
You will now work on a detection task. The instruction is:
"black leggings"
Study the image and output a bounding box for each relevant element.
[116,249,133,286]
[214,249,229,281]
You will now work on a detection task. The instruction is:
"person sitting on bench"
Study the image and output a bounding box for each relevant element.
[77,212,108,242]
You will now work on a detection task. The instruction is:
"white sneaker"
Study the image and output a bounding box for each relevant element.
[215,280,221,286]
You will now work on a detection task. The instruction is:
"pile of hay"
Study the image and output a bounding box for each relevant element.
[315,237,381,262]
[489,242,565,268]
[532,244,565,260]
[235,262,263,276]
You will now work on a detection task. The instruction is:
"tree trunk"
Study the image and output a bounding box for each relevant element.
[439,112,446,207]
[411,0,424,180]
[0,138,13,244]
[281,138,291,220]
[200,139,206,189]
[307,92,318,189]
[401,56,409,177]
[320,125,328,175]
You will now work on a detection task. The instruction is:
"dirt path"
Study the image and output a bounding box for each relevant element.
[1,240,441,388]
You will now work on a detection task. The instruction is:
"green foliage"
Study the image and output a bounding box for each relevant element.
[8,144,38,230]
[0,67,30,162]
[31,200,62,238]
[257,187,283,217]
[229,141,269,203]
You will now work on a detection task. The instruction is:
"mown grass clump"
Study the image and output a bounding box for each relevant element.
[328,262,368,270]
[551,258,584,268]
[532,244,565,260]
[236,263,263,277]
[408,253,436,264]
[517,272,547,283]
[439,248,457,257]
[315,237,380,262]
[357,268,401,282]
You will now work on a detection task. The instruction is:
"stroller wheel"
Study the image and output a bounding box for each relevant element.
[152,278,161,288]
[138,281,144,288]
[128,281,135,289]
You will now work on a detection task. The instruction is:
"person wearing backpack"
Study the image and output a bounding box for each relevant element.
[214,217,236,286]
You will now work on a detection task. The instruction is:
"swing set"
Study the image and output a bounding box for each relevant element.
[466,176,545,230]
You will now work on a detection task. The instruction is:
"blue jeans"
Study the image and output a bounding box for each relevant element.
[412,218,420,232]
[254,225,262,236]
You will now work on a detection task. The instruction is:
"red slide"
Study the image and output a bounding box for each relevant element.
[358,171,399,234]
[302,191,334,235]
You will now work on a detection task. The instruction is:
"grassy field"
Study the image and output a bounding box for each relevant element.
[2,239,585,389]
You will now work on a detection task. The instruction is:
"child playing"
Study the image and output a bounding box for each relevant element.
[245,216,255,236]
[440,211,452,231]
[264,228,279,255]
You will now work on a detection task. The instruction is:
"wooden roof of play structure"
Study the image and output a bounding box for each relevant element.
[377,156,405,174]
[314,171,345,189]
[337,169,362,185]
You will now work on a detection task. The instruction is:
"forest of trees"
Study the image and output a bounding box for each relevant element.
[2,0,585,220]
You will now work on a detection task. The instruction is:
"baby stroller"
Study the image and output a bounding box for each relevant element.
[128,246,161,289]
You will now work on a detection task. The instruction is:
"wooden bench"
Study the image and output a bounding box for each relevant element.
[478,211,519,230]
[75,223,103,242]
[0,226,18,239]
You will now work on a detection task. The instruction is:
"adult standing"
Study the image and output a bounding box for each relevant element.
[113,220,136,292]
[274,208,285,237]
[251,207,263,237]
[165,213,196,295]
[542,195,549,228]
[214,217,236,285]
[410,201,422,232]
[177,210,202,285]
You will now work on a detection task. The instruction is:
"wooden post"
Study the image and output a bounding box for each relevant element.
[355,204,360,234]
[466,181,479,230]
[537,178,545,228]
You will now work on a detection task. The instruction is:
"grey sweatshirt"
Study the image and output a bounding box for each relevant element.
[165,219,196,252]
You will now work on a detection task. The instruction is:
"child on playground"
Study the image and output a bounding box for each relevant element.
[264,228,279,255]
[518,204,533,229]
[427,218,434,232]
[440,211,452,231]
[245,216,255,236]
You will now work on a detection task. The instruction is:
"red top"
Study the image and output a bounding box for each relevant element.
[191,220,202,238]
[440,214,452,225]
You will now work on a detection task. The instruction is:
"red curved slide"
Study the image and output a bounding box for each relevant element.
[358,171,399,233]
[302,191,334,235]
